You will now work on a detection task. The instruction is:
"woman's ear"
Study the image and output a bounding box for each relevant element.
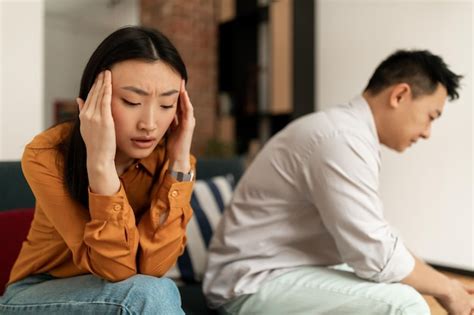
[389,83,411,109]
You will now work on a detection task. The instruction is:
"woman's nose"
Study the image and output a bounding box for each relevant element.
[137,106,157,132]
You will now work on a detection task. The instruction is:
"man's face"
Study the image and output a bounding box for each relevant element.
[385,84,447,152]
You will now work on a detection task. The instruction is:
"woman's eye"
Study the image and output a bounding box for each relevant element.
[122,98,140,106]
[161,105,174,109]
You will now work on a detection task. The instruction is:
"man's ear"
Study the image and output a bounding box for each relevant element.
[389,83,411,109]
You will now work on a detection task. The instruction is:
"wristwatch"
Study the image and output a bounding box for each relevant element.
[169,169,194,182]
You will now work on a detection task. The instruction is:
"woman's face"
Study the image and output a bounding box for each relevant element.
[109,59,181,167]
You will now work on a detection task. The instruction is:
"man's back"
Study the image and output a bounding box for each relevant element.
[203,96,409,309]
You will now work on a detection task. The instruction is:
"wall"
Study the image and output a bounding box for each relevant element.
[44,0,139,128]
[0,0,44,161]
[316,0,473,270]
[141,0,218,155]
[0,0,138,161]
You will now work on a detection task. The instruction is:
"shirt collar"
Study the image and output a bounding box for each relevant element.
[136,140,166,175]
[349,95,382,167]
[349,95,380,145]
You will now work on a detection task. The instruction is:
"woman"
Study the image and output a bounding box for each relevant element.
[0,26,195,314]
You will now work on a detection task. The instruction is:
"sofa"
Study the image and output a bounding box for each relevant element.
[0,157,245,314]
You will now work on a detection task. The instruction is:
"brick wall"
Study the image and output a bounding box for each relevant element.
[140,0,218,155]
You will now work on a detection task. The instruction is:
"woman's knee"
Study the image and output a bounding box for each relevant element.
[125,275,179,294]
[118,275,183,314]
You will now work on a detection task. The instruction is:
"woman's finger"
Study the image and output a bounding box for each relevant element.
[184,90,194,114]
[82,73,101,116]
[101,70,113,118]
[102,70,112,117]
[76,98,85,112]
[86,71,104,116]
[182,91,195,130]
[178,80,186,116]
[180,81,193,122]
[81,80,97,115]
[174,114,179,127]
[93,71,107,116]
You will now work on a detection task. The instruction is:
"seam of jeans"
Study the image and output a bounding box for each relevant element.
[0,300,132,313]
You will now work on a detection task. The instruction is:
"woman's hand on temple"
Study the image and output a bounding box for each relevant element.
[76,70,120,195]
[167,80,195,173]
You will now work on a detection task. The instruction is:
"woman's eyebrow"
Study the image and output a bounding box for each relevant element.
[121,86,179,97]
[160,89,179,97]
[122,86,149,96]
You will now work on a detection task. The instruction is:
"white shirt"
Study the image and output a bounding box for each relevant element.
[203,96,415,309]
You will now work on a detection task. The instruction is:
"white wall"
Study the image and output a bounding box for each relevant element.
[0,0,138,160]
[316,0,473,270]
[0,0,44,161]
[44,0,139,128]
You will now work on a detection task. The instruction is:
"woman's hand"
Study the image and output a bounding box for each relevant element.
[77,71,116,164]
[167,80,195,173]
[76,70,120,195]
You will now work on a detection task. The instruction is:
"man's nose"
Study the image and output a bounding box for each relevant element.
[420,125,431,139]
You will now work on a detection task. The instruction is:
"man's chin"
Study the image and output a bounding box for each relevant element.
[385,143,407,153]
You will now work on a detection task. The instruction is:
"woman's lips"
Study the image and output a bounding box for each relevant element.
[131,137,156,149]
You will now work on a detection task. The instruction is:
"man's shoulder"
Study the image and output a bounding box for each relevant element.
[288,104,371,142]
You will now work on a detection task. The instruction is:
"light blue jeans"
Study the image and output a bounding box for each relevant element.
[219,266,430,315]
[0,273,184,314]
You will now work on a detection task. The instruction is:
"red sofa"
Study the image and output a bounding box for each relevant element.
[0,161,36,295]
[0,208,34,295]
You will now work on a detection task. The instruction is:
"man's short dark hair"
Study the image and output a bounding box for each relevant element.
[365,50,462,100]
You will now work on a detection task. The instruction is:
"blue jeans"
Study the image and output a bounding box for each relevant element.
[219,265,430,315]
[0,273,184,314]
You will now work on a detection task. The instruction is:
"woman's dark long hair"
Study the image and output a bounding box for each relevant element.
[57,26,188,209]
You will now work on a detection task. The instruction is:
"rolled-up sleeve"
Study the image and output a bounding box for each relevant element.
[137,156,195,276]
[303,133,414,283]
[22,147,139,282]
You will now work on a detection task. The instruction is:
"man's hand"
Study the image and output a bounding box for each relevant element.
[402,256,474,315]
[436,279,474,315]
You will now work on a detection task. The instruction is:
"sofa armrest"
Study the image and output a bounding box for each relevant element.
[196,157,245,182]
[0,161,35,211]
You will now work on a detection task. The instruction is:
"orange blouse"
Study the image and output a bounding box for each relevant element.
[9,123,195,284]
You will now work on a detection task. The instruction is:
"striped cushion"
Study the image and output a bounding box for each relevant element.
[166,175,234,283]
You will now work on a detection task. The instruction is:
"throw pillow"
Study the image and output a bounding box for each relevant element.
[166,174,234,283]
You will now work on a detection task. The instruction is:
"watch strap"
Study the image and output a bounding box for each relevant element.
[169,169,194,182]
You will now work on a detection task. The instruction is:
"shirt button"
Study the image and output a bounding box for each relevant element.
[113,204,122,211]
[171,190,179,197]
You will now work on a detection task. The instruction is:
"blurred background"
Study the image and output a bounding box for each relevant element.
[0,0,472,272]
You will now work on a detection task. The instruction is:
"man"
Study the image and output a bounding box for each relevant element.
[203,50,473,314]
